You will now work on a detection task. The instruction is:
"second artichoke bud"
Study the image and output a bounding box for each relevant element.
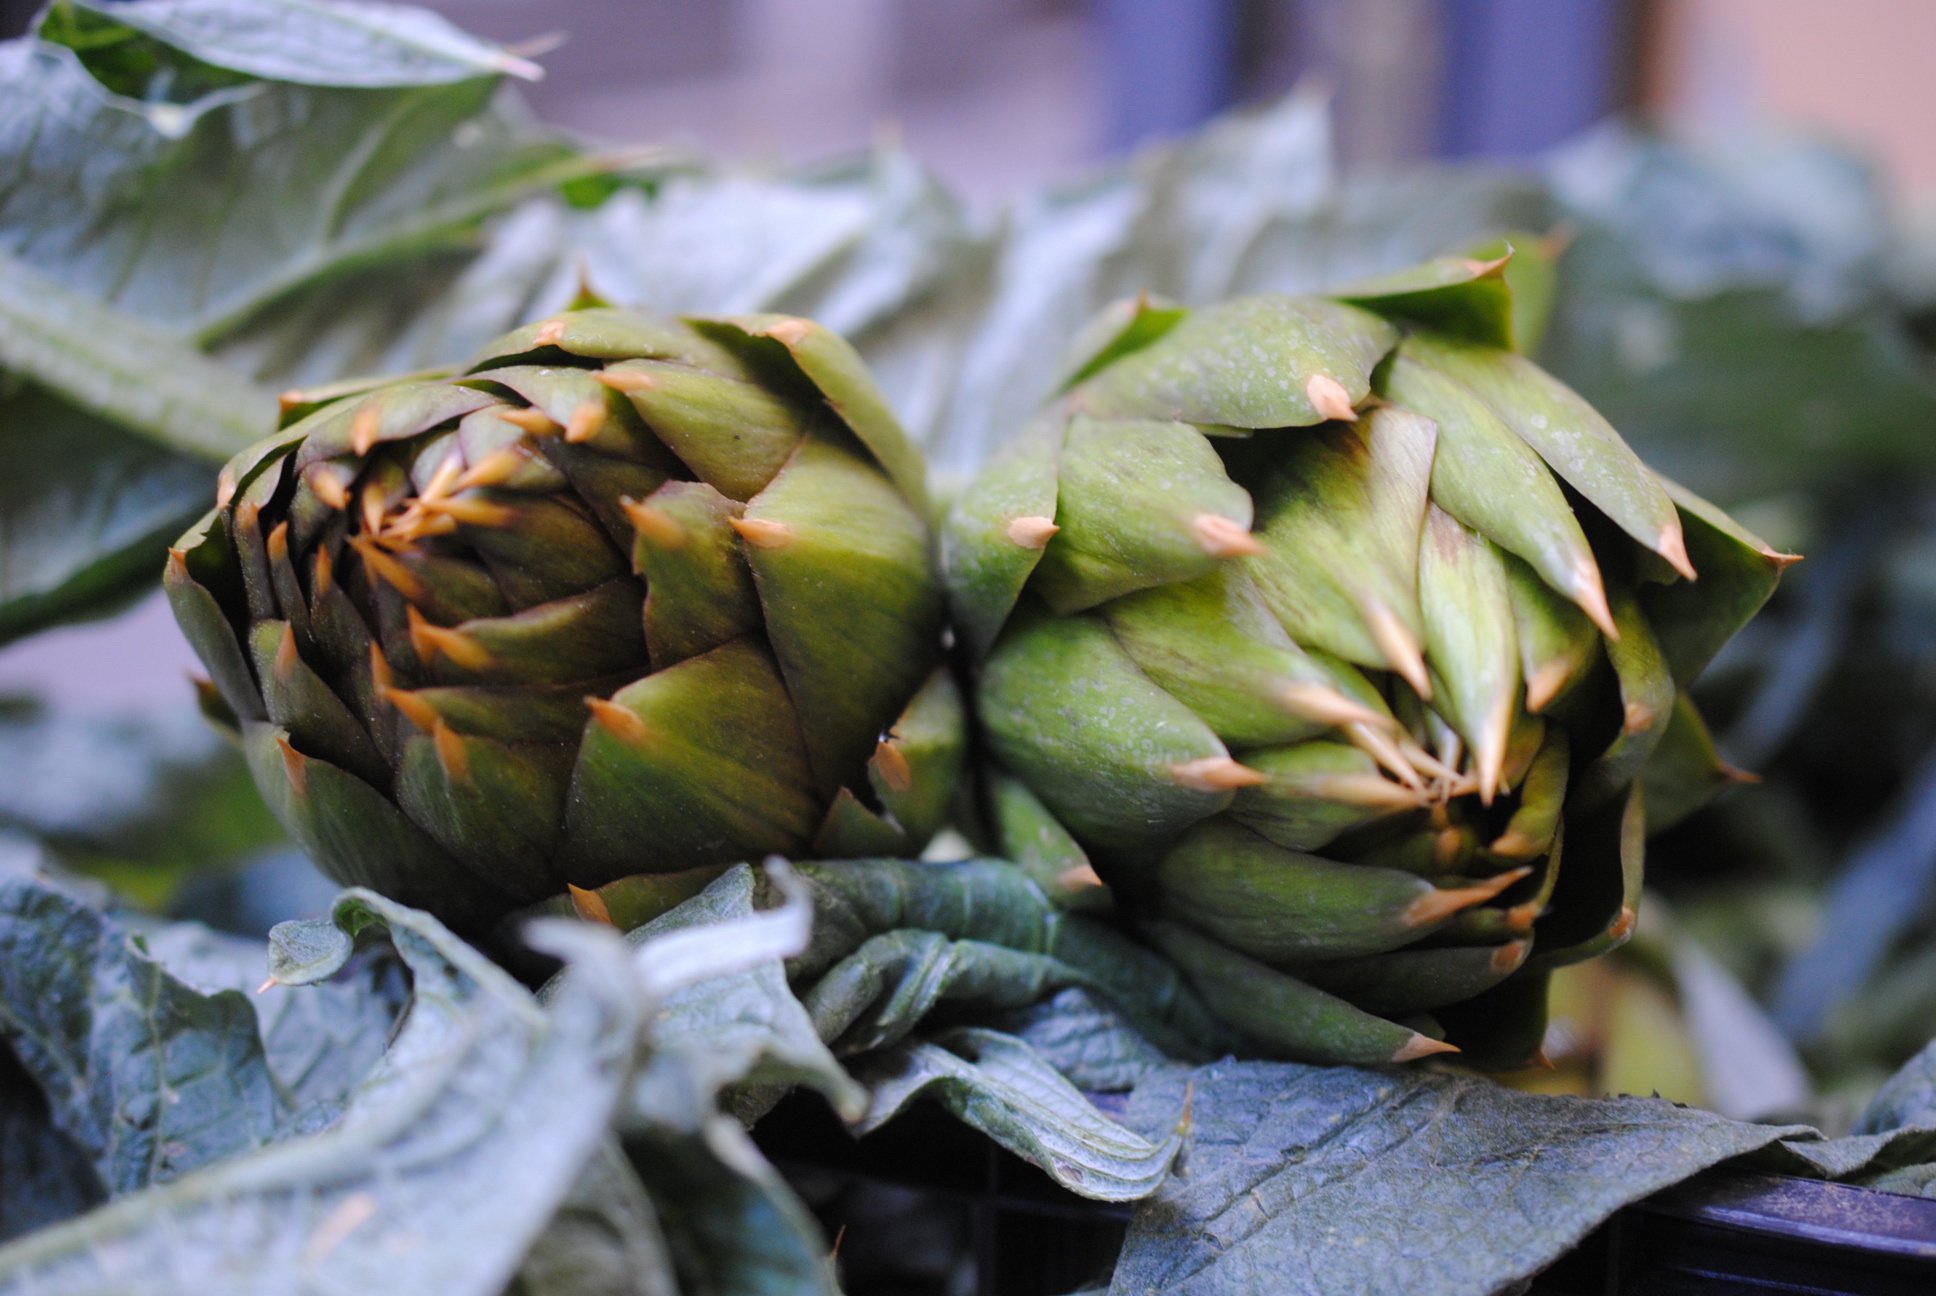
[168,309,958,933]
[944,253,1793,1069]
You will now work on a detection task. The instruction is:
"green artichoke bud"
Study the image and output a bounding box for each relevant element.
[943,253,1792,1068]
[168,309,956,933]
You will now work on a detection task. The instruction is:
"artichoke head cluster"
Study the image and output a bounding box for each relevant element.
[943,254,1792,1068]
[167,310,958,933]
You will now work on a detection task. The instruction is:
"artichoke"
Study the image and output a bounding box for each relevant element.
[943,254,1792,1068]
[168,309,956,933]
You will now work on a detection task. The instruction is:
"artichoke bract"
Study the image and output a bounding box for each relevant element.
[168,309,956,933]
[943,254,1792,1068]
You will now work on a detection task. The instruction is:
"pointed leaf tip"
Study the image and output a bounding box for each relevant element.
[564,400,606,443]
[1392,1034,1460,1062]
[534,319,568,346]
[1192,513,1268,557]
[568,884,615,926]
[351,404,382,456]
[1276,682,1388,731]
[594,368,655,394]
[730,517,794,549]
[1403,866,1534,927]
[1659,522,1697,581]
[763,317,813,346]
[1170,756,1266,791]
[493,406,560,437]
[309,467,350,511]
[431,720,471,782]
[1364,599,1430,699]
[586,695,651,745]
[872,738,914,793]
[385,687,439,732]
[1006,515,1060,549]
[274,733,308,795]
[1306,373,1357,422]
[217,467,238,509]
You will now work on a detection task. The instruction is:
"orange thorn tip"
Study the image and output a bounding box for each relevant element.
[1393,1034,1460,1062]
[730,517,794,549]
[1274,683,1385,731]
[1504,900,1543,930]
[1005,515,1060,549]
[1658,522,1697,581]
[255,977,278,994]
[1191,513,1267,558]
[872,739,914,794]
[1170,756,1265,792]
[764,317,813,346]
[534,319,568,346]
[1524,659,1573,714]
[1623,700,1656,735]
[1056,863,1105,891]
[165,547,189,580]
[419,496,517,528]
[432,720,470,782]
[419,453,464,504]
[569,884,616,926]
[1488,826,1543,859]
[1531,1048,1557,1070]
[350,405,383,457]
[407,609,494,671]
[495,406,560,436]
[309,469,350,512]
[1306,373,1358,422]
[1492,939,1531,974]
[266,521,289,562]
[1403,866,1534,927]
[1572,558,1620,641]
[1363,601,1430,699]
[350,536,429,603]
[273,623,300,678]
[274,733,308,795]
[385,688,440,732]
[1433,826,1465,868]
[623,499,686,548]
[216,468,238,510]
[455,448,523,492]
[564,400,606,444]
[1609,905,1638,942]
[368,642,393,692]
[1346,723,1424,789]
[586,696,651,745]
[1720,761,1762,785]
[361,485,388,538]
[593,367,655,393]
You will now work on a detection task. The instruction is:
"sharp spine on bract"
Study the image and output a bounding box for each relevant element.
[1275,682,1387,730]
[565,400,606,443]
[731,517,794,549]
[386,687,439,732]
[1306,373,1357,422]
[496,407,560,436]
[1392,1034,1460,1061]
[1363,599,1430,697]
[407,607,493,670]
[351,404,383,456]
[873,738,914,792]
[432,720,470,781]
[623,499,686,548]
[309,468,350,511]
[420,496,516,528]
[1191,512,1267,557]
[533,319,568,346]
[585,696,650,744]
[275,733,308,795]
[1401,867,1533,927]
[349,536,430,604]
[593,369,654,393]
[1170,756,1266,791]
[1006,515,1060,548]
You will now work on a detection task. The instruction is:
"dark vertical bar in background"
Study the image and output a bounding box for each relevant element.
[1437,0,1626,158]
[1097,0,1241,149]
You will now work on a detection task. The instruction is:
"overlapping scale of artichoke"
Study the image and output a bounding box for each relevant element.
[943,254,1794,1068]
[167,309,957,933]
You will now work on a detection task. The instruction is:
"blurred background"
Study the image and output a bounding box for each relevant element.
[8,0,1936,1144]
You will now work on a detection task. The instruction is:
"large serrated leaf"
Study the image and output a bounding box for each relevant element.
[0,889,642,1296]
